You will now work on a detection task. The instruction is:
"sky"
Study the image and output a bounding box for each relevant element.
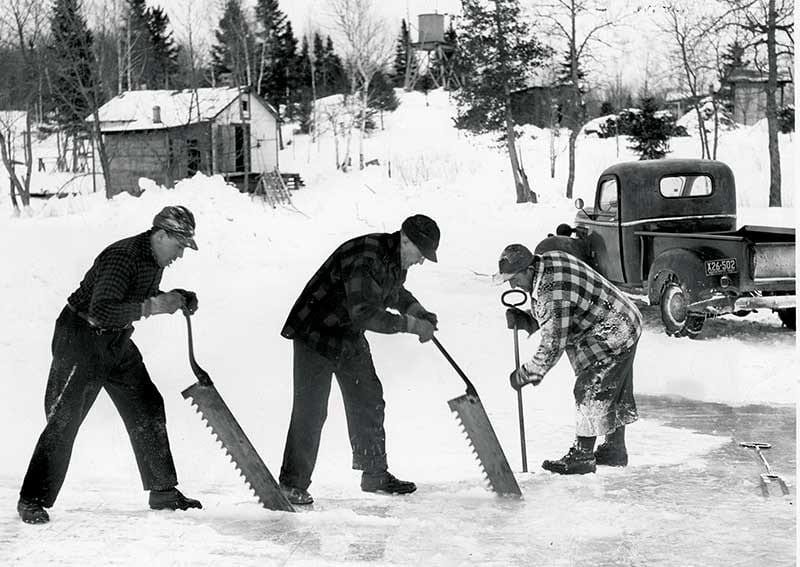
[152,0,670,94]
[0,88,796,565]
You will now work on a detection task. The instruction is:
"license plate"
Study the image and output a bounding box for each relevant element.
[705,258,737,276]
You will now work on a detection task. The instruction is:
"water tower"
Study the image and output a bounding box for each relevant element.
[406,13,460,90]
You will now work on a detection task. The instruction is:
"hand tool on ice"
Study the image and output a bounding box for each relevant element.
[180,312,295,512]
[739,442,790,497]
[431,335,522,497]
[502,289,529,473]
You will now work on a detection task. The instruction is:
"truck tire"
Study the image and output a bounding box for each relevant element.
[777,308,796,330]
[660,281,705,338]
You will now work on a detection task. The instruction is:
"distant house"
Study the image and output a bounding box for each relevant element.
[727,68,794,126]
[89,87,280,196]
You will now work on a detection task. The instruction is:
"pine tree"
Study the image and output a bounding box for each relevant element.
[123,0,152,89]
[628,97,671,160]
[49,0,96,134]
[392,19,412,88]
[718,40,747,112]
[147,6,180,89]
[211,0,256,87]
[322,36,346,97]
[454,0,550,202]
[255,0,288,109]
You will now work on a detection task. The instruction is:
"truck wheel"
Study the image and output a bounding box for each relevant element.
[660,282,705,338]
[777,308,796,330]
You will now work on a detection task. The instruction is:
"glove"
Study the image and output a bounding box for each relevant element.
[407,303,438,330]
[406,314,435,343]
[171,288,199,315]
[505,308,539,335]
[509,366,543,391]
[142,291,184,317]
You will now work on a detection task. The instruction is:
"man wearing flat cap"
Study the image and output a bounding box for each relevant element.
[279,214,440,505]
[17,206,203,524]
[494,244,642,475]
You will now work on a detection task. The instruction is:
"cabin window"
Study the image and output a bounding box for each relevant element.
[240,98,250,117]
[659,174,713,198]
[598,178,618,212]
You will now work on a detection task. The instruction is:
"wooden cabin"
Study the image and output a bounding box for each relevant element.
[89,87,280,196]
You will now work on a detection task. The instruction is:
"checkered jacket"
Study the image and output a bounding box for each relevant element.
[67,230,163,329]
[523,251,642,379]
[281,231,419,360]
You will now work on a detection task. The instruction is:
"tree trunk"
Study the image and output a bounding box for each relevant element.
[565,128,578,199]
[766,0,781,207]
[506,104,532,203]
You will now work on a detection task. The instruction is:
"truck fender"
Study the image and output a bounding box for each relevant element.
[647,248,706,305]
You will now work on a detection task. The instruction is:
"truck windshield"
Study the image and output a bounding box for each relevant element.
[660,174,713,198]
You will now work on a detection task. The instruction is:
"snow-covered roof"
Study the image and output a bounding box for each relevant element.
[88,87,253,132]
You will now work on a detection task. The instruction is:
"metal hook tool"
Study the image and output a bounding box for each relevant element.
[739,442,790,497]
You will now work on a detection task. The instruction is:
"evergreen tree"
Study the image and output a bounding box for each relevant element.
[147,6,180,89]
[123,0,152,89]
[322,35,346,97]
[628,97,671,160]
[369,69,399,112]
[49,0,97,134]
[278,21,300,117]
[255,0,288,109]
[718,40,747,112]
[392,19,412,88]
[211,0,256,87]
[454,0,550,202]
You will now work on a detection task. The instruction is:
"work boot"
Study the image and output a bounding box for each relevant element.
[17,497,49,524]
[542,446,597,475]
[594,443,628,467]
[280,484,314,505]
[360,471,417,495]
[149,488,202,511]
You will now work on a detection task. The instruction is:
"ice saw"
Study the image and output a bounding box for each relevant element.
[180,313,295,512]
[432,336,522,497]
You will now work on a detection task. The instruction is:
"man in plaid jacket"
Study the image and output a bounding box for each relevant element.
[279,215,440,505]
[494,244,642,475]
[17,206,203,524]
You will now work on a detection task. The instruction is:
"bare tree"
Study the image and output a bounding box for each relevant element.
[532,0,631,199]
[330,0,394,170]
[726,0,793,206]
[0,0,48,211]
[659,1,737,160]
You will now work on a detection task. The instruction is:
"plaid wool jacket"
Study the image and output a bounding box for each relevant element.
[281,231,418,360]
[523,251,642,379]
[67,230,163,329]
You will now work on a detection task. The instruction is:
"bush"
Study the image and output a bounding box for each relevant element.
[778,105,794,133]
[627,97,672,160]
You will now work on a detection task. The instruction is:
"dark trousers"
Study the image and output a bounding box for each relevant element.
[280,338,387,490]
[573,343,639,438]
[20,307,178,507]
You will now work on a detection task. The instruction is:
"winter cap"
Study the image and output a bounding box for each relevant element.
[492,244,534,284]
[153,205,198,250]
[402,214,440,262]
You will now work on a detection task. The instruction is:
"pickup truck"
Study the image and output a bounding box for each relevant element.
[547,159,796,337]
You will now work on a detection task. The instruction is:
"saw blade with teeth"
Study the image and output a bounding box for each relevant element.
[448,394,522,497]
[183,383,295,512]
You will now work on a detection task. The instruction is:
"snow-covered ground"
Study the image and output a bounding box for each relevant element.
[0,90,795,566]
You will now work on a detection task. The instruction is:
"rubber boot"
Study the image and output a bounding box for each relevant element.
[542,437,597,475]
[595,427,628,466]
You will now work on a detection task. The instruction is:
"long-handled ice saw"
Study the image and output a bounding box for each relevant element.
[432,335,522,497]
[739,442,790,497]
[180,313,295,512]
[501,289,529,473]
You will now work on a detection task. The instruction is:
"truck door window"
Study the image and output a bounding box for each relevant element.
[660,174,713,198]
[598,178,618,212]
